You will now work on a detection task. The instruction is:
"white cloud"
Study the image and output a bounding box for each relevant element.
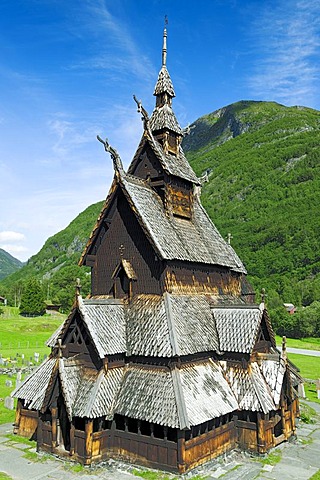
[249,0,320,107]
[69,1,155,85]
[0,244,28,255]
[0,231,25,242]
[0,232,28,260]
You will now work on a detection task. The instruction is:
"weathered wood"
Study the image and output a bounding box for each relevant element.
[51,407,58,449]
[70,422,75,455]
[177,430,186,473]
[257,413,266,454]
[163,262,242,296]
[85,419,93,463]
[13,399,22,434]
[37,414,43,451]
[184,423,237,471]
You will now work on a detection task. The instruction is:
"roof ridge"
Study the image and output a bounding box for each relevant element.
[250,362,275,414]
[84,369,104,418]
[163,292,180,356]
[171,367,190,429]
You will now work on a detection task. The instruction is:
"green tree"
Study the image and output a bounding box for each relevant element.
[50,265,91,312]
[19,278,45,316]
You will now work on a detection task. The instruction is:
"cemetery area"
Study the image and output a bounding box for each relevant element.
[0,306,64,424]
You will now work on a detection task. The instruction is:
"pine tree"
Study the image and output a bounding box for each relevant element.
[19,277,45,316]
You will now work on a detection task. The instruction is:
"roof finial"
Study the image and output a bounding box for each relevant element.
[97,135,125,179]
[162,16,168,67]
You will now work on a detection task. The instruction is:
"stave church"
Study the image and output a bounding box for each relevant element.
[12,27,301,474]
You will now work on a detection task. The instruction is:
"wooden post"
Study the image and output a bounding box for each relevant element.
[280,399,287,440]
[70,421,75,456]
[85,419,93,464]
[13,399,22,434]
[290,402,296,437]
[257,413,266,454]
[316,379,320,400]
[51,407,58,450]
[177,430,186,474]
[37,413,43,452]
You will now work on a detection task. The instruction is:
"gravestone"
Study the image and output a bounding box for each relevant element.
[316,379,320,400]
[4,396,14,410]
[298,383,305,398]
[16,371,22,381]
[5,380,12,388]
[0,356,3,365]
[34,352,40,363]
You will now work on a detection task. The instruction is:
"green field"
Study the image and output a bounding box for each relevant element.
[0,306,64,360]
[0,306,64,425]
[288,353,320,404]
[275,335,320,351]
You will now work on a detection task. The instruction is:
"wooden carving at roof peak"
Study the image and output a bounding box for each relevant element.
[97,135,124,179]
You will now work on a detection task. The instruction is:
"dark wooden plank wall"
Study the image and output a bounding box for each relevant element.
[163,262,242,296]
[110,430,178,470]
[184,423,237,471]
[166,182,192,218]
[131,146,163,181]
[91,191,162,296]
[16,408,38,440]
[236,419,258,451]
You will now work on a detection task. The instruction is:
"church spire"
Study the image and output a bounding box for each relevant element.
[162,26,167,67]
[150,24,182,150]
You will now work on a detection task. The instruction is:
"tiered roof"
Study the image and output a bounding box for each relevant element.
[13,339,288,428]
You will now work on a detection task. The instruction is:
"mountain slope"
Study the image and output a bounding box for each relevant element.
[0,201,103,309]
[0,249,23,281]
[183,100,320,306]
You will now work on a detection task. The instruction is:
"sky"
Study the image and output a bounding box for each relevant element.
[1,0,320,262]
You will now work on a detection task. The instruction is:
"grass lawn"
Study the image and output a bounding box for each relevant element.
[0,306,64,361]
[288,352,320,404]
[288,353,320,380]
[275,335,320,351]
[0,306,64,425]
[0,473,13,480]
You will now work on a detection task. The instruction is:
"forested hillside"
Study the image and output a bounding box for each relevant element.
[183,100,320,335]
[0,249,23,280]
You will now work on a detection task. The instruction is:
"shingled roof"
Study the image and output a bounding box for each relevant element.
[213,304,264,353]
[121,174,246,272]
[128,132,199,184]
[11,357,56,410]
[47,297,126,357]
[150,103,182,135]
[226,362,276,414]
[126,293,219,357]
[46,296,274,362]
[153,65,175,97]
[14,355,287,427]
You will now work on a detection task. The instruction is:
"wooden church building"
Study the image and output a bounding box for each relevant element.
[12,28,301,474]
